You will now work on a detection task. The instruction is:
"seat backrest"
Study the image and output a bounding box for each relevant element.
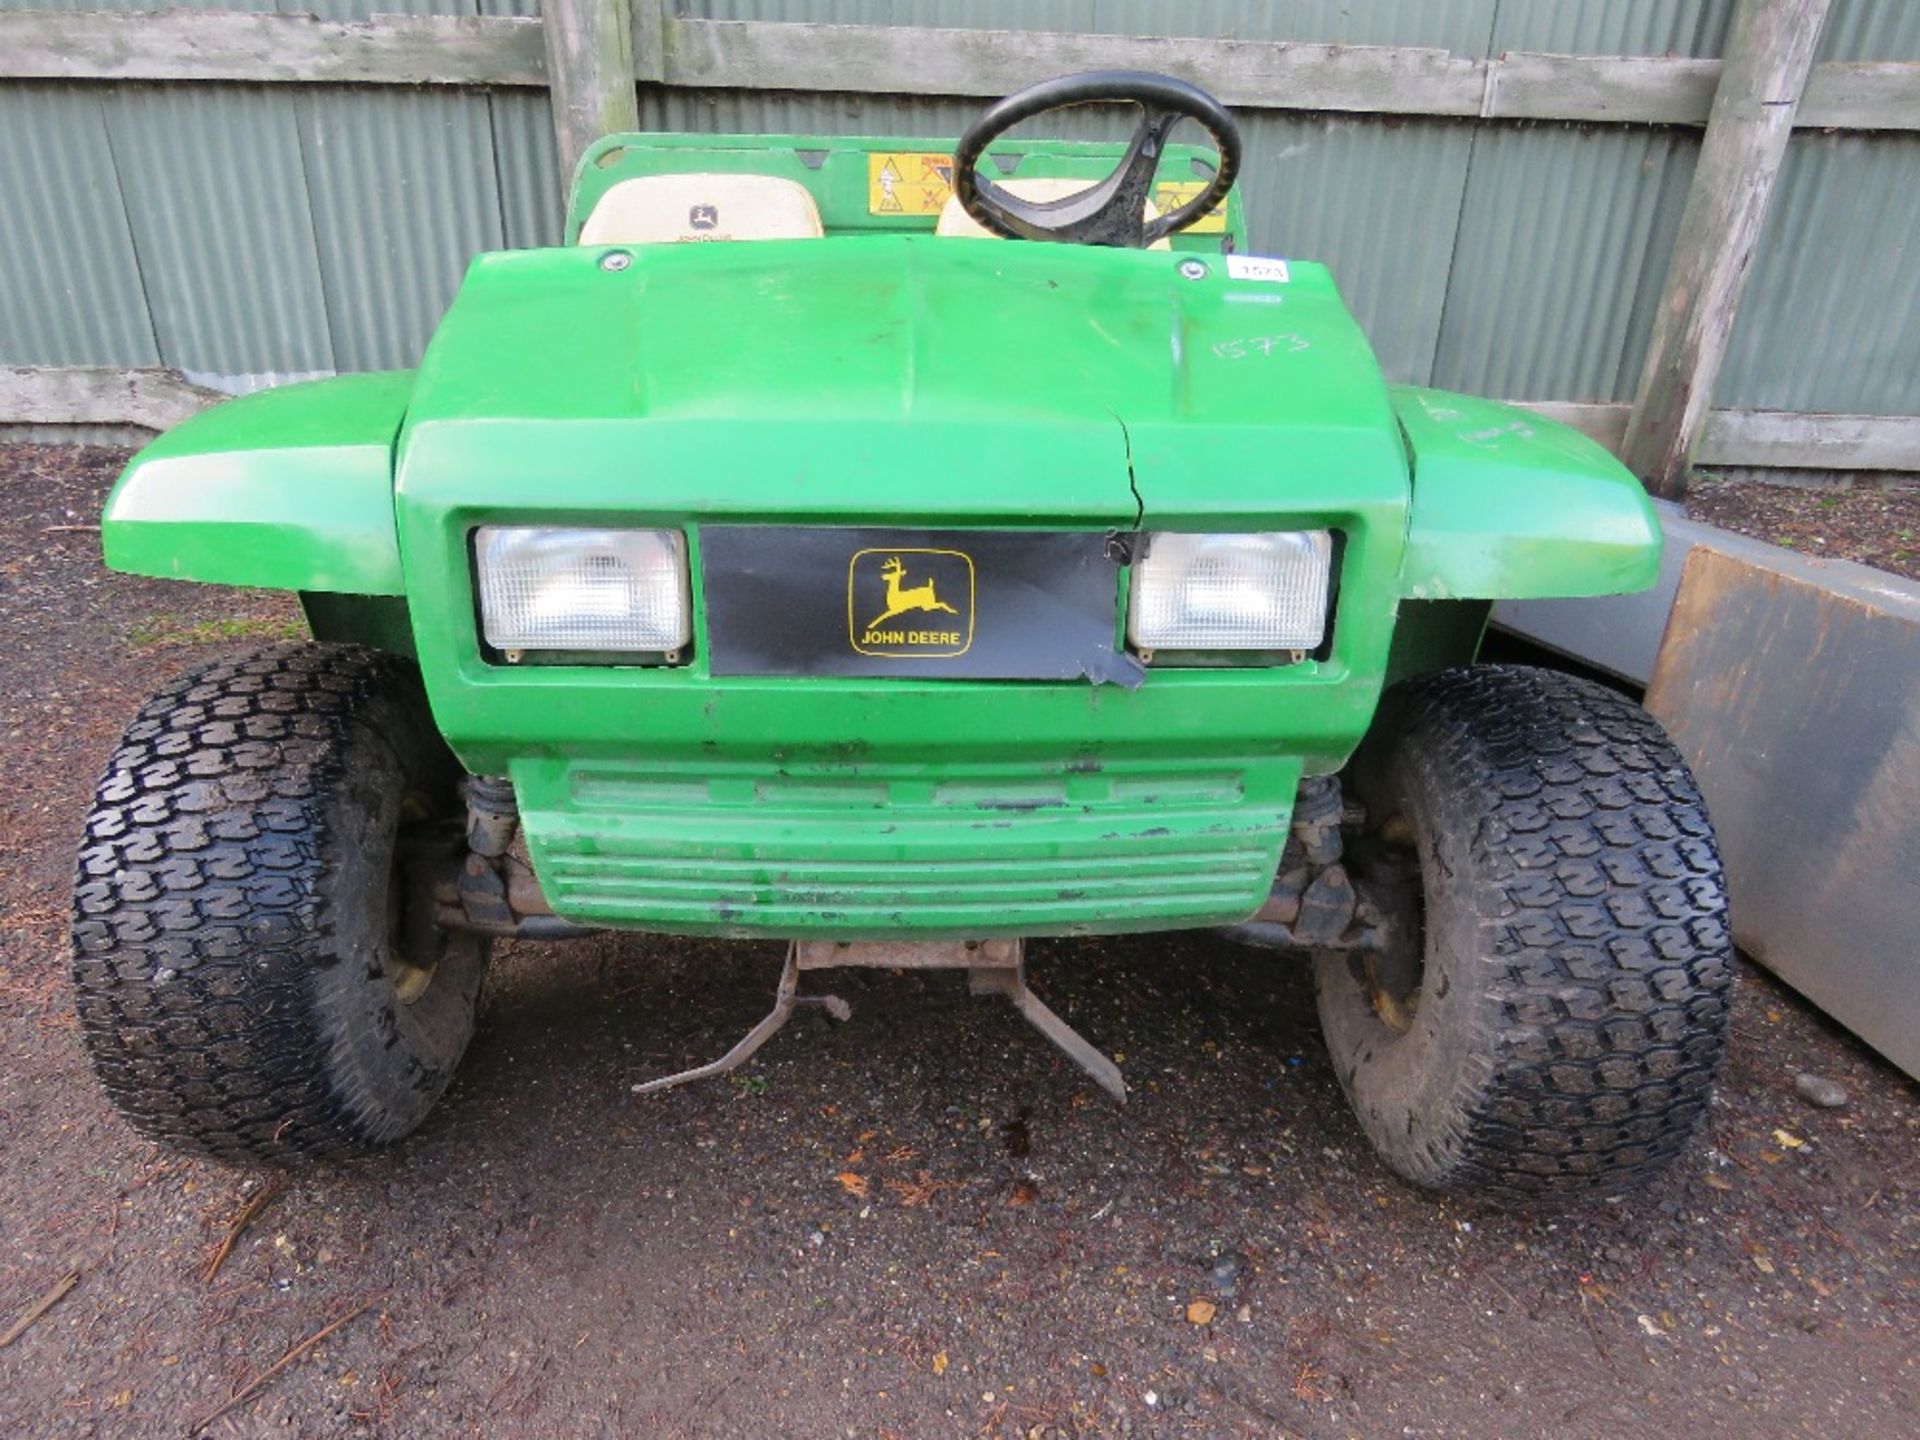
[578,173,825,245]
[935,177,1173,251]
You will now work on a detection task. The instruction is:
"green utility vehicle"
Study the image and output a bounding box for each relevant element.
[72,74,1730,1201]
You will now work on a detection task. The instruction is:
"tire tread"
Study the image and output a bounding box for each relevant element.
[72,643,444,1163]
[1336,664,1732,1201]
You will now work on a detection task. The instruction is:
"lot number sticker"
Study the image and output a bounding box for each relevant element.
[1226,255,1291,284]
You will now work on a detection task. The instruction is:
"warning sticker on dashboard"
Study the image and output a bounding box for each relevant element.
[868,153,954,216]
[1152,181,1228,233]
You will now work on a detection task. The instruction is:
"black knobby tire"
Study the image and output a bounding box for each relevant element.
[1315,665,1731,1201]
[71,643,489,1164]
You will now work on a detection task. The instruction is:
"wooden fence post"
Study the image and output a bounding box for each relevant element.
[542,0,639,184]
[633,0,665,85]
[1620,0,1832,500]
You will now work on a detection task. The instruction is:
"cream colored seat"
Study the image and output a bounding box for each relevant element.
[578,173,824,245]
[935,176,1173,250]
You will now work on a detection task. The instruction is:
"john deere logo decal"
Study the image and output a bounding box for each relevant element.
[848,549,974,657]
[688,203,719,231]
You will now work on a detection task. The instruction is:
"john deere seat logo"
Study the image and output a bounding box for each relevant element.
[849,549,974,658]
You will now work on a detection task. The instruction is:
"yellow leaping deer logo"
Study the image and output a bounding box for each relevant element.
[867,555,960,630]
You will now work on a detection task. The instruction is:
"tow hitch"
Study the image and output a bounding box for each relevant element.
[436,778,1125,1100]
[630,939,1129,1103]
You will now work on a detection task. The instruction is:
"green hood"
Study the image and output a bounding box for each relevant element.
[397,235,1409,529]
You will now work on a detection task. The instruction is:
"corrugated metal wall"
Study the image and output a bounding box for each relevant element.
[0,0,557,391]
[2,0,1917,418]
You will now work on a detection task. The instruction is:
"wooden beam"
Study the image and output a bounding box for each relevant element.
[1517,402,1632,452]
[1518,401,1920,473]
[0,11,545,87]
[1484,54,1721,125]
[0,11,1914,132]
[633,0,668,85]
[1699,408,1920,471]
[1799,62,1920,131]
[0,366,224,432]
[543,0,639,183]
[1620,0,1834,500]
[658,19,1489,116]
[1486,55,1919,130]
[652,19,1920,131]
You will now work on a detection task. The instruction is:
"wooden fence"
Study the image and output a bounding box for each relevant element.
[3,0,1917,491]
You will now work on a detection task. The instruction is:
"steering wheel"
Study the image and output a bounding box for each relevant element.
[952,71,1241,248]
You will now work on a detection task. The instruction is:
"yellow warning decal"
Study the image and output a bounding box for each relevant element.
[868,152,955,216]
[1153,181,1228,234]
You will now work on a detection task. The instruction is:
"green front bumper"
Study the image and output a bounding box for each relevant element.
[512,753,1301,938]
[404,515,1402,940]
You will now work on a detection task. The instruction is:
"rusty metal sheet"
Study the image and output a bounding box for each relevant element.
[1645,544,1920,1081]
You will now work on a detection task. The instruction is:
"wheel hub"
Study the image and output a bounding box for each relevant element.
[1363,951,1420,1034]
[388,807,464,1006]
[386,944,440,1006]
[1349,818,1425,1035]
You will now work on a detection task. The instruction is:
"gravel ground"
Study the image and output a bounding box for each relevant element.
[1689,474,1920,582]
[1,445,1915,1439]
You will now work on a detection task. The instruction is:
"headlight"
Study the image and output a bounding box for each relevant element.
[1128,530,1333,653]
[474,526,690,656]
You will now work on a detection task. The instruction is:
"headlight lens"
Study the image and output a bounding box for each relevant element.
[1128,530,1333,652]
[475,526,691,654]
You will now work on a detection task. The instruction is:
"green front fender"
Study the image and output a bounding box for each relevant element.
[1393,386,1660,600]
[103,371,410,595]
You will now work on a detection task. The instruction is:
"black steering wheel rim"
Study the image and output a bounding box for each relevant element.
[952,71,1241,248]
